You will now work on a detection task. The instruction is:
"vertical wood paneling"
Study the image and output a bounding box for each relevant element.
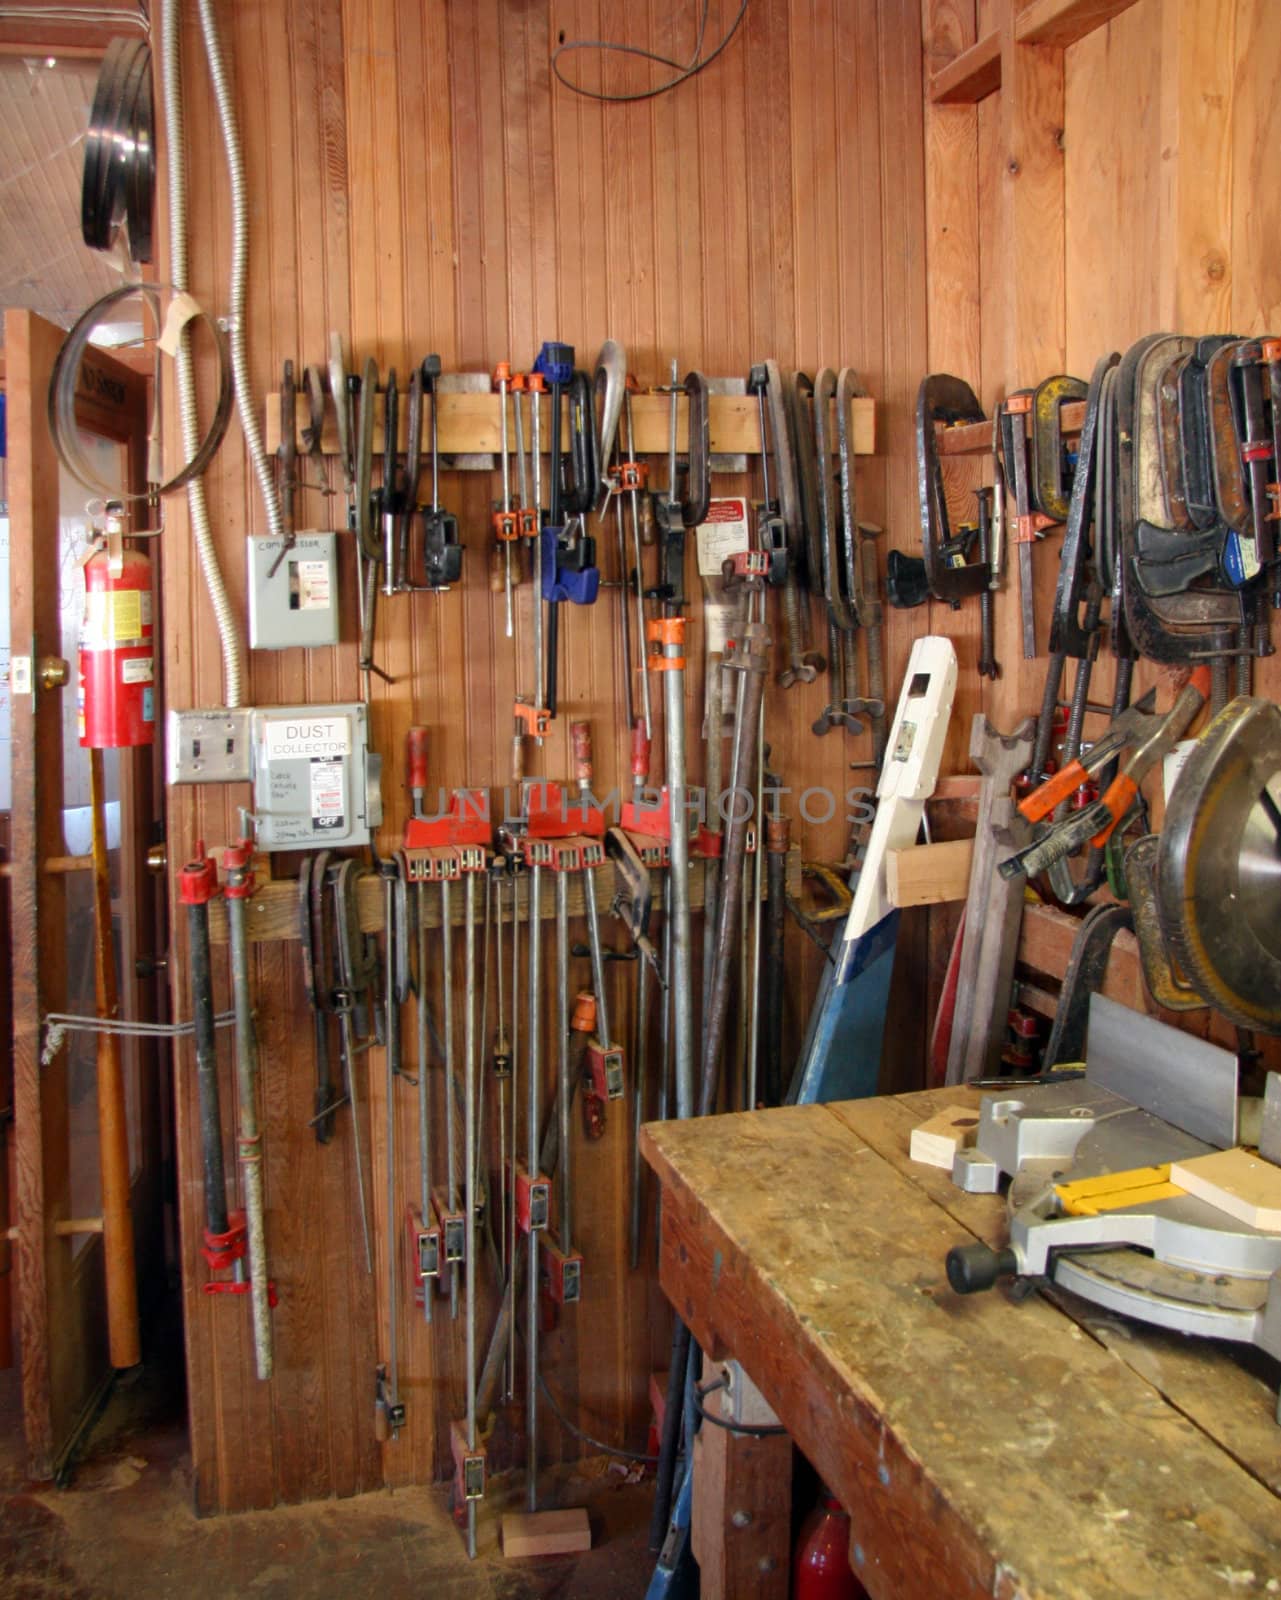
[164,0,931,1510]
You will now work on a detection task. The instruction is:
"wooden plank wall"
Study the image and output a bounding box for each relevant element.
[160,0,933,1512]
[918,0,1281,1047]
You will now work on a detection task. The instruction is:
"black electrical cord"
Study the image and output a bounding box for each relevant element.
[693,1376,788,1439]
[536,1372,659,1465]
[81,35,155,262]
[552,0,750,104]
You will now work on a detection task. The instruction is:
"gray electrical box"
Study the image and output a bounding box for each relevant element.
[247,533,340,650]
[249,703,381,849]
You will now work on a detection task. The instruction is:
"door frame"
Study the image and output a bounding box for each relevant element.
[6,308,155,1479]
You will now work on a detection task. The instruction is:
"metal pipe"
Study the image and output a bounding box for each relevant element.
[625,390,653,741]
[463,871,478,1559]
[382,868,401,1430]
[701,655,724,1039]
[556,871,572,1254]
[531,386,545,736]
[698,624,770,1119]
[583,871,610,1050]
[417,881,432,1325]
[525,860,542,1512]
[507,870,519,1403]
[746,692,766,1108]
[442,875,458,1321]
[763,815,790,1108]
[614,447,636,733]
[224,842,273,1381]
[659,621,694,1120]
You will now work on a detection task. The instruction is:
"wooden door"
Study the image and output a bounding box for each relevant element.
[6,309,164,1480]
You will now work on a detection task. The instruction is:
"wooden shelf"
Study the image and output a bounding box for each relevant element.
[264,386,876,461]
[929,31,1001,104]
[1015,0,1142,49]
[934,397,1086,457]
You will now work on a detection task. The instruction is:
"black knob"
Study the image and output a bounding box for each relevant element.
[946,1242,1019,1295]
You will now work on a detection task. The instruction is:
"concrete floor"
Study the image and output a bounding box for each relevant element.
[0,1356,655,1599]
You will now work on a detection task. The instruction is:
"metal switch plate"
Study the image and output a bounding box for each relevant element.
[247,532,340,650]
[167,707,254,784]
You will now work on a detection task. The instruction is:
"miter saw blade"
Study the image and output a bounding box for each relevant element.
[1158,697,1281,1033]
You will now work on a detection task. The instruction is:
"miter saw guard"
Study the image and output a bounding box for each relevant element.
[944,698,1281,1403]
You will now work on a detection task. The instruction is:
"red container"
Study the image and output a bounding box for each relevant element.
[78,543,155,748]
[793,1491,869,1600]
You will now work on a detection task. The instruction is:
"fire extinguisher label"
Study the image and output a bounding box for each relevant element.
[121,656,154,684]
[84,589,144,646]
[309,757,346,831]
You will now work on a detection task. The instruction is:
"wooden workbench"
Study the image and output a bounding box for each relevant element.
[641,1088,1281,1600]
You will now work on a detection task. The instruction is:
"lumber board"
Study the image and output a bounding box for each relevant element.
[643,1098,1281,1597]
[1016,0,1143,47]
[1169,1148,1281,1232]
[886,838,973,906]
[263,388,876,459]
[500,1507,591,1557]
[928,30,1001,103]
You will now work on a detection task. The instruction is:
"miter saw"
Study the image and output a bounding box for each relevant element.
[945,697,1281,1407]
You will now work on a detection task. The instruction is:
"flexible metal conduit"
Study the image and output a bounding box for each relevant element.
[195,0,283,553]
[160,0,244,706]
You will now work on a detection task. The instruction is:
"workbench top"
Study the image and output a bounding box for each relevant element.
[641,1088,1281,1600]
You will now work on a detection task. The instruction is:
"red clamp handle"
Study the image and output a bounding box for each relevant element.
[179,841,220,906]
[221,838,255,899]
[405,725,429,792]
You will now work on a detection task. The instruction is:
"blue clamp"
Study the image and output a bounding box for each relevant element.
[541,524,599,605]
[534,341,574,388]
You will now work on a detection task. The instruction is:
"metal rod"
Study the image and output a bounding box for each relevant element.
[442,874,458,1321]
[556,871,572,1254]
[614,465,636,732]
[701,655,724,1041]
[583,871,611,1049]
[698,626,769,1119]
[383,869,401,1429]
[507,870,519,1403]
[746,694,766,1108]
[525,860,542,1512]
[625,391,652,740]
[498,369,513,640]
[417,881,432,1325]
[663,630,694,1120]
[225,848,273,1381]
[532,388,545,735]
[463,871,478,1559]
[337,1007,373,1274]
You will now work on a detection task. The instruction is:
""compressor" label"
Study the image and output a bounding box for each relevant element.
[263,716,351,760]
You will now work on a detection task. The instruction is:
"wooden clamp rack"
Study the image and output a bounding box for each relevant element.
[265,386,876,461]
[206,854,727,945]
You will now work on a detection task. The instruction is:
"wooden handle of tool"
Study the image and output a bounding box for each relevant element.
[570,720,593,787]
[90,748,140,1369]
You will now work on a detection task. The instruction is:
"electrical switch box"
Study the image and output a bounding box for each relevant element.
[249,703,381,850]
[247,533,340,650]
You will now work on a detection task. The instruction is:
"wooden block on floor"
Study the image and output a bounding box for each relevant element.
[1168,1148,1281,1231]
[886,838,973,907]
[909,1105,982,1169]
[501,1507,592,1558]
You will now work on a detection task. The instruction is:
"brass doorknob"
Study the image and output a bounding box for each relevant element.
[38,657,69,690]
[145,843,167,875]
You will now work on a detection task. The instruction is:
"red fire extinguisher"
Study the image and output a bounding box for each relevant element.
[793,1489,870,1600]
[78,506,155,750]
